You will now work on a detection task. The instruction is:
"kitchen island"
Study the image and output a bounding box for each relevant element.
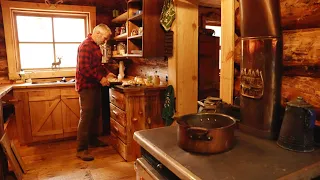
[133,126,320,180]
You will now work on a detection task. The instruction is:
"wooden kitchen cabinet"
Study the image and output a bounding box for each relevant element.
[109,86,165,161]
[13,86,80,145]
[111,0,165,58]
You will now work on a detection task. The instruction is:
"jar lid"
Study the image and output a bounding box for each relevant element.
[287,97,312,108]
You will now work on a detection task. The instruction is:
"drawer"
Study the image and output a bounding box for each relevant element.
[28,89,60,102]
[110,132,128,161]
[109,89,126,110]
[61,88,79,99]
[134,158,164,180]
[110,103,127,127]
[110,118,127,144]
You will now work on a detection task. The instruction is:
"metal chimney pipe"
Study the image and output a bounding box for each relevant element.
[238,0,283,139]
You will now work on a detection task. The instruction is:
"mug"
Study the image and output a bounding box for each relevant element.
[131,29,138,36]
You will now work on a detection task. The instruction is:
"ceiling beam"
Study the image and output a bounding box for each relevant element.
[199,0,220,8]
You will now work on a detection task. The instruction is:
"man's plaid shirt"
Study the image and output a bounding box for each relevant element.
[75,34,108,92]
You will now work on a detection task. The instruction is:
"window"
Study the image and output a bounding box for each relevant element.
[1,1,96,79]
[16,15,86,69]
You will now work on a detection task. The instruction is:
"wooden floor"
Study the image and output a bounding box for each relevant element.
[12,138,136,180]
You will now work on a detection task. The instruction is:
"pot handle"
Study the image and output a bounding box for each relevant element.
[187,127,212,141]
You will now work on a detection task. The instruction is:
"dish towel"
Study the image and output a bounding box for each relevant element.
[162,85,175,126]
[160,0,176,31]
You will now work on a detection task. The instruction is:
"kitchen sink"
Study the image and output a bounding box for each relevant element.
[31,81,58,84]
[31,81,74,84]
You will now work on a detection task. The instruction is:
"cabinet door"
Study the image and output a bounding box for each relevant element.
[61,88,80,138]
[127,96,145,161]
[145,91,164,129]
[28,89,63,142]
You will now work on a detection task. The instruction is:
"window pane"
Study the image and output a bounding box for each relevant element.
[19,44,54,69]
[16,16,53,42]
[54,18,86,42]
[55,43,80,67]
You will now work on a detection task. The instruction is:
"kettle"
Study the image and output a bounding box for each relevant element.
[277,97,316,152]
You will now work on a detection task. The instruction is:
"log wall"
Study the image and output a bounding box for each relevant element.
[234,0,320,117]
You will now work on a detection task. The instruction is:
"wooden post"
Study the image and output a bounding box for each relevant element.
[168,0,198,116]
[219,0,235,104]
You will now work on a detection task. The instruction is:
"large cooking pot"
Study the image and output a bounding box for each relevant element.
[176,113,237,154]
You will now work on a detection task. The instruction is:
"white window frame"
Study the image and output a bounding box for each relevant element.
[1,0,96,80]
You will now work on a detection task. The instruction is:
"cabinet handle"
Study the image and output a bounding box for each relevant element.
[114,126,119,132]
[138,111,143,115]
[132,118,138,122]
[112,110,118,116]
[111,95,117,100]
[147,117,151,125]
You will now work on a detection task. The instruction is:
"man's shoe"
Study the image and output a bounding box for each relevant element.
[76,150,94,161]
[89,138,108,148]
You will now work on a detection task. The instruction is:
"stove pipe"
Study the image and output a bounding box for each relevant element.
[238,0,283,139]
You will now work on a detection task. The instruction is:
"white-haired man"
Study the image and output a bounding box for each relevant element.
[75,23,115,161]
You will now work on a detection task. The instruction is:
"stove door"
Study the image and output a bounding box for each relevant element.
[134,158,164,180]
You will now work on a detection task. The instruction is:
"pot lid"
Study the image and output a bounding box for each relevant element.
[287,96,312,108]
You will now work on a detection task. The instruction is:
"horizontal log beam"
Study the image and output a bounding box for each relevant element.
[235,0,320,34]
[234,76,320,118]
[234,28,320,70]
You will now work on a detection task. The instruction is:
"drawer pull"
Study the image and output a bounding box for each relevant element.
[132,118,138,122]
[112,110,118,116]
[111,95,117,100]
[138,111,143,115]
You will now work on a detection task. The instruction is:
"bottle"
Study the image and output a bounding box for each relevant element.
[239,0,283,139]
[153,71,160,86]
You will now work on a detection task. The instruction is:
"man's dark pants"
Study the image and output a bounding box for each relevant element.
[77,88,101,152]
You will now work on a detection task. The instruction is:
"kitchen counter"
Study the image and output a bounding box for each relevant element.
[13,82,75,89]
[133,126,320,180]
[111,84,167,93]
[0,82,75,93]
[0,85,13,99]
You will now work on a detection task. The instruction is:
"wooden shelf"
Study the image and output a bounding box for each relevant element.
[112,55,128,59]
[114,33,128,41]
[128,13,143,21]
[128,34,142,40]
[111,12,128,23]
[127,54,143,57]
[128,0,141,3]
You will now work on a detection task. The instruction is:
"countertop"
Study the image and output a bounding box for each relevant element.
[133,126,320,180]
[0,82,75,98]
[13,82,75,89]
[111,84,167,93]
[0,85,13,99]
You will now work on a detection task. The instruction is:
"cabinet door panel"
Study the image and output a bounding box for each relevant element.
[61,88,80,137]
[28,89,63,141]
[127,96,145,160]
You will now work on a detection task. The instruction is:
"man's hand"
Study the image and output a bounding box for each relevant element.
[100,77,110,86]
[106,73,117,80]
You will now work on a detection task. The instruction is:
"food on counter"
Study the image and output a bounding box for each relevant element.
[108,77,120,82]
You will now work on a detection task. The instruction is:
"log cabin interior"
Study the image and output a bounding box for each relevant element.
[0,0,319,179]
